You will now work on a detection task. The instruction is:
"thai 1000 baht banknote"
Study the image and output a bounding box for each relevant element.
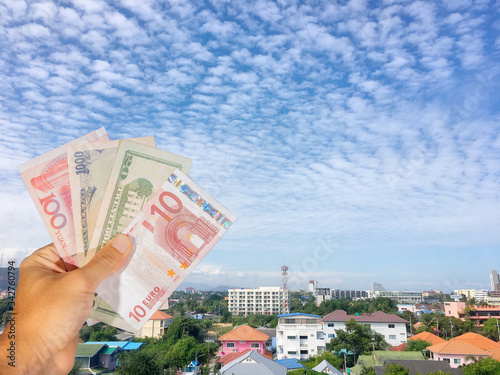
[67,137,156,265]
[95,169,235,330]
[85,140,192,263]
[18,128,109,268]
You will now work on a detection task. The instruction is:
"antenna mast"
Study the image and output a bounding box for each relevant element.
[281,264,289,313]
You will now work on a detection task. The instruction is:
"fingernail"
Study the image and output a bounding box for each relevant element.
[111,234,132,253]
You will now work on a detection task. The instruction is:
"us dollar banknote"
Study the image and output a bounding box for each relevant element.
[67,137,155,265]
[86,140,192,263]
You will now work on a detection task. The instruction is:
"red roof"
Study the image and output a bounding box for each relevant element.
[391,343,407,351]
[150,311,173,320]
[217,348,272,365]
[322,310,407,323]
[218,349,251,365]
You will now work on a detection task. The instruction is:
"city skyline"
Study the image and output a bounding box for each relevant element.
[1,0,499,292]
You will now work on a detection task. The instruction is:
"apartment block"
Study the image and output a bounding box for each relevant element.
[373,291,423,304]
[323,310,408,347]
[331,289,368,300]
[276,313,326,360]
[228,287,289,316]
[315,287,331,305]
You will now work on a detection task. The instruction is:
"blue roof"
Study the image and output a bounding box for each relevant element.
[123,342,144,350]
[85,341,144,351]
[277,312,322,318]
[275,358,307,369]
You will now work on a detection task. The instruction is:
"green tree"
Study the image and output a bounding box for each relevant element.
[288,369,324,375]
[116,350,161,375]
[327,319,389,365]
[89,326,118,341]
[164,317,203,346]
[404,339,431,352]
[360,365,376,375]
[482,318,500,341]
[300,351,343,370]
[462,357,500,375]
[383,363,410,374]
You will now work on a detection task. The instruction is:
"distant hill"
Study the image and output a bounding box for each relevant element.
[0,267,238,293]
[0,267,20,292]
[175,281,239,292]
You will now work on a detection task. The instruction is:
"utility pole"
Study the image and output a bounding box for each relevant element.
[496,319,499,341]
[409,314,413,338]
[450,319,454,338]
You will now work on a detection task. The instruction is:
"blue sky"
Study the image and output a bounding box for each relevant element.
[1,0,499,293]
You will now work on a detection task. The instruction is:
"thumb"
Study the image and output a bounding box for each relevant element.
[78,234,134,290]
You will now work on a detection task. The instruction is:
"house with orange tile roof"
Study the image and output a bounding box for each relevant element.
[218,325,272,359]
[136,310,173,338]
[427,340,491,368]
[408,331,446,346]
[450,332,500,361]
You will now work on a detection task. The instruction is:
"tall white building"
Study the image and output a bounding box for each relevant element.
[228,287,289,316]
[322,310,408,347]
[308,280,315,293]
[276,313,326,360]
[491,270,500,292]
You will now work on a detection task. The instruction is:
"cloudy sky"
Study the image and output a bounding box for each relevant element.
[1,0,499,293]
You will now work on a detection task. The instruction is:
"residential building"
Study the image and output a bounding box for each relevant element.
[228,287,289,316]
[373,291,422,304]
[136,310,173,338]
[219,349,287,375]
[397,303,443,316]
[427,340,491,368]
[218,325,271,358]
[276,313,326,360]
[315,287,331,305]
[491,270,500,292]
[422,290,442,298]
[485,295,500,305]
[457,305,500,326]
[322,310,408,347]
[453,288,488,301]
[312,359,343,374]
[331,289,368,300]
[408,332,446,346]
[75,341,144,373]
[450,332,500,360]
[444,302,466,318]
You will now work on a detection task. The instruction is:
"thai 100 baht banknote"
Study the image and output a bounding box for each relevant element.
[18,128,109,268]
[85,140,192,263]
[67,137,156,266]
[95,170,235,330]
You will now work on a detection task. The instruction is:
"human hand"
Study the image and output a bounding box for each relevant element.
[0,234,134,375]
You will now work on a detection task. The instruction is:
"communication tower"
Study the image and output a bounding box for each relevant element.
[281,264,289,313]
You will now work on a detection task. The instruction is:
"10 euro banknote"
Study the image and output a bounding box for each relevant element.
[95,170,235,330]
